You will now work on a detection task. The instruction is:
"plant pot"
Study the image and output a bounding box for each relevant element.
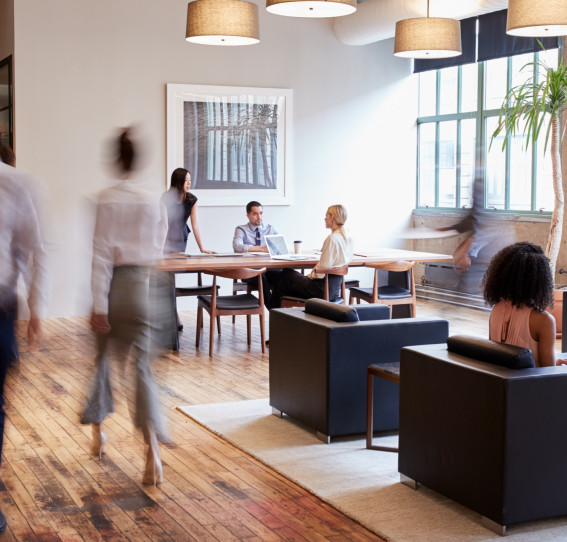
[552,289,564,339]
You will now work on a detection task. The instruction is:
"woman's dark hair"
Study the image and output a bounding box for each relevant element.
[482,241,554,311]
[170,167,191,202]
[117,128,136,172]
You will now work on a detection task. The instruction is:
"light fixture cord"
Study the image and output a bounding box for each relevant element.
[426,0,429,18]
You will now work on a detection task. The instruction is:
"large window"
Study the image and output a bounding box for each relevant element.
[417,48,558,213]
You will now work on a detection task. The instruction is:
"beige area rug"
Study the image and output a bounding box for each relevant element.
[177,399,567,541]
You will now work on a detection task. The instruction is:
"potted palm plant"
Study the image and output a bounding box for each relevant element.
[492,51,567,334]
[492,52,567,279]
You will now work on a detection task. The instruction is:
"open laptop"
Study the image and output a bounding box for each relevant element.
[265,234,314,261]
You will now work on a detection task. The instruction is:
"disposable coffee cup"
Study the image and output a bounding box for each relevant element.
[294,240,302,254]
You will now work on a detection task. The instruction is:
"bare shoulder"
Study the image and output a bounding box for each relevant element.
[529,308,556,338]
[531,309,555,325]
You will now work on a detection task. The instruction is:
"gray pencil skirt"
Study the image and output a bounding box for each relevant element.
[81,266,167,441]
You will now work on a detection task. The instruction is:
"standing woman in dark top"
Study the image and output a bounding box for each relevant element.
[160,167,213,255]
[160,168,214,331]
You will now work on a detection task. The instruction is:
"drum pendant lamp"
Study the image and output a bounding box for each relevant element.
[394,0,461,59]
[186,0,260,46]
[265,0,356,19]
[507,0,567,37]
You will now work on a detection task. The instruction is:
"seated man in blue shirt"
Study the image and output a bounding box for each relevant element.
[233,201,281,309]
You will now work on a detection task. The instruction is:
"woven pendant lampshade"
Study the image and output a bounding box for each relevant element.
[186,0,260,46]
[507,0,567,37]
[266,0,356,19]
[393,0,461,59]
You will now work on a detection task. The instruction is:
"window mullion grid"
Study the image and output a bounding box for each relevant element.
[456,66,462,207]
[456,120,462,207]
[435,121,440,208]
[435,71,441,207]
[532,142,538,211]
[531,54,539,211]
[504,56,513,210]
[416,123,421,207]
[477,62,486,209]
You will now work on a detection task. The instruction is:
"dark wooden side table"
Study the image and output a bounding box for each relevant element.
[366,362,400,452]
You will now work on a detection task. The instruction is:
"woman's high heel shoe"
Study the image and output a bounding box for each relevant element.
[90,425,107,459]
[143,430,163,486]
[143,446,163,486]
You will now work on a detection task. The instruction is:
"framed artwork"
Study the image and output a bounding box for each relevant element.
[167,83,293,206]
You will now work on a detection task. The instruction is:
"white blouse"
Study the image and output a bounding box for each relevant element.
[91,180,161,314]
[312,230,353,279]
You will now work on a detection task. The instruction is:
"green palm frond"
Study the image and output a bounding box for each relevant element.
[491,57,567,153]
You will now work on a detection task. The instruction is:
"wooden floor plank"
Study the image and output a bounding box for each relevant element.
[0,299,495,541]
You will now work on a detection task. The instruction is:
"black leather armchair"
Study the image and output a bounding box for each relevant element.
[269,299,449,442]
[399,336,567,535]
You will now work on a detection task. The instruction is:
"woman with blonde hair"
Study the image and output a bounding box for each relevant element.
[272,204,353,308]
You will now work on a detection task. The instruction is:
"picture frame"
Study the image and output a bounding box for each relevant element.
[167,83,293,206]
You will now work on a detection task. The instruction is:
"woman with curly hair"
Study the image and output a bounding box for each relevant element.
[483,241,557,366]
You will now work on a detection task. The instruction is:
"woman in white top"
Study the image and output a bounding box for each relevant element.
[272,204,353,308]
[83,128,166,486]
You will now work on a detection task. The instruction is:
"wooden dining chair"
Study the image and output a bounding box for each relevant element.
[280,264,349,308]
[348,261,416,317]
[196,268,267,357]
[231,278,258,324]
[175,271,220,330]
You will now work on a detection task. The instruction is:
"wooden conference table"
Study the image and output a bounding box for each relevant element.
[157,248,453,350]
[158,247,453,273]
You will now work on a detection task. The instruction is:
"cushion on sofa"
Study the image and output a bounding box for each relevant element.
[447,335,535,369]
[304,299,359,322]
[354,304,390,321]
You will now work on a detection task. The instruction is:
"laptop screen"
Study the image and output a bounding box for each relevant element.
[265,234,289,256]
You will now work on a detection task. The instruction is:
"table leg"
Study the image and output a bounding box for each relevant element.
[366,367,399,453]
[366,370,374,449]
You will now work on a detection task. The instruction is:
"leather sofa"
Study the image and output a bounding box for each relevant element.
[269,299,449,442]
[398,335,567,535]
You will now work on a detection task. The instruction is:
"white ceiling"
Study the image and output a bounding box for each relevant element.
[333,0,509,45]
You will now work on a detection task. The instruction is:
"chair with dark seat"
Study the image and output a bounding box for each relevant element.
[175,271,220,328]
[231,278,258,323]
[345,278,360,291]
[196,268,267,357]
[348,261,416,317]
[280,264,348,308]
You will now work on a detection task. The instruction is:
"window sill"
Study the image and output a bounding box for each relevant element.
[412,209,551,223]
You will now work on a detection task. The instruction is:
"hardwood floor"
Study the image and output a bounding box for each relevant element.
[3,300,491,541]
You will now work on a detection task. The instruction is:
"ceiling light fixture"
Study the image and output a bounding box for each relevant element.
[507,0,567,37]
[393,0,461,59]
[266,0,356,19]
[186,0,260,46]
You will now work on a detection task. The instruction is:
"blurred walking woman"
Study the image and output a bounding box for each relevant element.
[273,204,353,307]
[82,128,166,485]
[161,168,212,254]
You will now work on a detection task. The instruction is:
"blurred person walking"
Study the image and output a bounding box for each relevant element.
[81,128,166,486]
[0,157,48,531]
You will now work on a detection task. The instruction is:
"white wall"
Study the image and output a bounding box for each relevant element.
[13,0,418,317]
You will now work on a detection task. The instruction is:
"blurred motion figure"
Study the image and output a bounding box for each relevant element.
[81,128,166,486]
[438,171,514,294]
[0,153,48,531]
